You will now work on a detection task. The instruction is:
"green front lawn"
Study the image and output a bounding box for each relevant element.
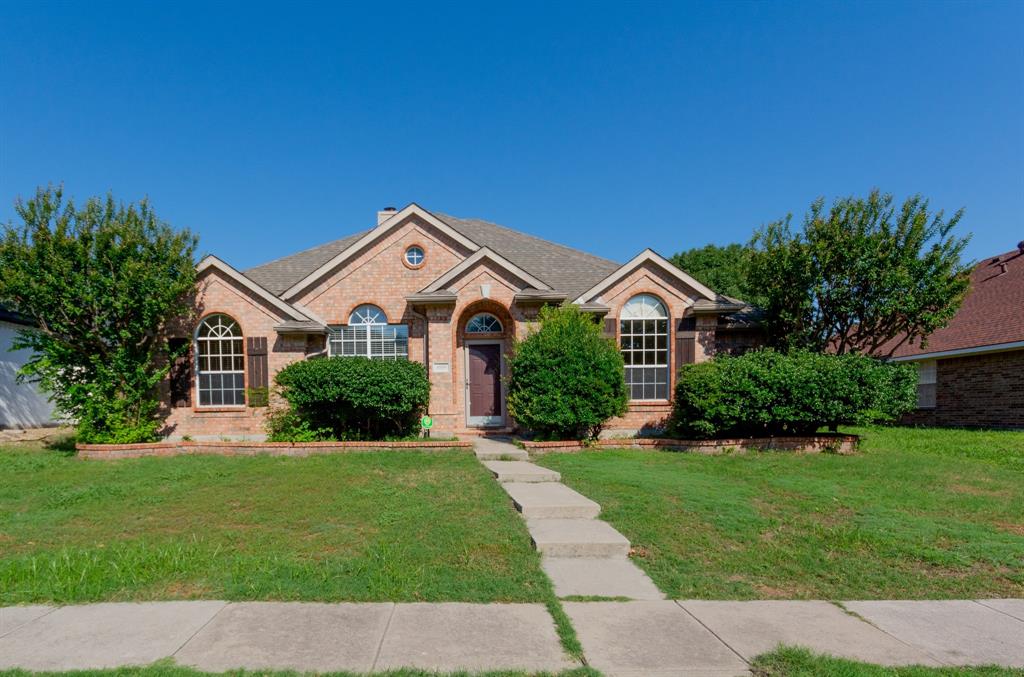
[0,447,550,605]
[752,646,1023,676]
[536,426,1024,599]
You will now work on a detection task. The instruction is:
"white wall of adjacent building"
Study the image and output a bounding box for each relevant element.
[0,319,58,428]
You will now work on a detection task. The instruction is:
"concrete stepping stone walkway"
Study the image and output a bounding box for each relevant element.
[474,437,664,601]
[473,436,529,461]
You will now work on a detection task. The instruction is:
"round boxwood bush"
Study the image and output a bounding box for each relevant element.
[668,348,916,438]
[507,305,628,440]
[271,356,430,440]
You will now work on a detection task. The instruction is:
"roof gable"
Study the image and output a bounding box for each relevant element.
[421,247,552,293]
[279,204,480,300]
[197,256,312,322]
[573,249,719,304]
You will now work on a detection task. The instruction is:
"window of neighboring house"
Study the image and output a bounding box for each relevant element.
[466,313,503,334]
[620,294,670,401]
[195,314,246,406]
[328,304,409,360]
[917,360,937,409]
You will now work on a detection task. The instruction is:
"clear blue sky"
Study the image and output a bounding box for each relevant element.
[1,1,1021,269]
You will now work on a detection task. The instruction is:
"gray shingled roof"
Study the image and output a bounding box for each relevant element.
[433,214,621,300]
[243,229,370,295]
[243,210,622,299]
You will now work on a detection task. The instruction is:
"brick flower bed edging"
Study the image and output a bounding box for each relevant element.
[520,434,859,455]
[76,439,472,460]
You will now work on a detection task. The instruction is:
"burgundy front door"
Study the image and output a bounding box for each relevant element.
[468,343,502,426]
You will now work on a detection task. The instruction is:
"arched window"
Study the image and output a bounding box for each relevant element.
[620,294,669,400]
[329,304,408,360]
[195,314,245,406]
[349,304,387,325]
[466,313,503,334]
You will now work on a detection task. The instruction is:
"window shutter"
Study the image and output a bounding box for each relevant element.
[603,317,617,340]
[246,336,269,389]
[676,335,696,366]
[168,338,191,408]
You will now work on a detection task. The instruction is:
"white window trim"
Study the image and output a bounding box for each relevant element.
[194,314,246,408]
[620,295,671,402]
[466,313,503,334]
[328,305,409,360]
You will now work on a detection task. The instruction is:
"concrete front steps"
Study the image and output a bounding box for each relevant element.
[483,461,560,483]
[502,482,601,519]
[472,438,664,601]
[473,437,529,461]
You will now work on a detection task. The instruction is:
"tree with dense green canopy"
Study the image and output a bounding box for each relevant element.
[669,242,754,302]
[748,190,971,355]
[0,186,198,442]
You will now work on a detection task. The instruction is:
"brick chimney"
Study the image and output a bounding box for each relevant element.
[377,207,398,225]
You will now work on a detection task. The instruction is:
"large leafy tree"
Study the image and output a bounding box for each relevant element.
[669,243,754,302]
[748,190,971,355]
[0,186,198,442]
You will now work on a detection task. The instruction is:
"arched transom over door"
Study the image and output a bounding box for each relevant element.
[620,294,670,401]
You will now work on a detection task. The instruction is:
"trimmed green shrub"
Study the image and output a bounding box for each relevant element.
[507,305,628,440]
[272,357,430,440]
[669,349,917,438]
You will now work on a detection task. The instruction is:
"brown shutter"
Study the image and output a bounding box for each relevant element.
[676,335,696,366]
[603,317,617,340]
[168,338,191,408]
[246,336,269,389]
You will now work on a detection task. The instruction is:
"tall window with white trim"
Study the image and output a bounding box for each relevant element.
[195,314,246,406]
[329,304,408,360]
[917,360,937,409]
[620,294,670,400]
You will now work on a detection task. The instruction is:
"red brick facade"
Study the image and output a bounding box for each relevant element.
[901,349,1024,430]
[160,207,760,439]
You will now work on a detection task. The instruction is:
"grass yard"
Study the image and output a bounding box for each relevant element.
[536,426,1024,600]
[0,446,551,605]
[752,647,1023,676]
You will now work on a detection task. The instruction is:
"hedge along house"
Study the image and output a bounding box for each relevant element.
[162,204,760,440]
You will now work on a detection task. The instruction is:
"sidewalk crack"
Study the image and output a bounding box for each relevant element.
[171,601,230,659]
[675,600,750,666]
[370,603,397,672]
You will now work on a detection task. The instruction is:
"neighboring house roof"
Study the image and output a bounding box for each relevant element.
[0,305,35,327]
[888,246,1024,360]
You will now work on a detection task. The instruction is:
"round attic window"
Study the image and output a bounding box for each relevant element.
[404,245,425,268]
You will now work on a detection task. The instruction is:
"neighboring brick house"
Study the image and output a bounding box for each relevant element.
[890,243,1024,430]
[162,204,759,439]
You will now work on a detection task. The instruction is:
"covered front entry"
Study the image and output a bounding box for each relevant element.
[466,341,503,427]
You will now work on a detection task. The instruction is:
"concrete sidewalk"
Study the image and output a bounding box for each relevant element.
[2,599,1022,675]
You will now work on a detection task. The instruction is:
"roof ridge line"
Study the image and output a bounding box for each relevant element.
[434,212,621,267]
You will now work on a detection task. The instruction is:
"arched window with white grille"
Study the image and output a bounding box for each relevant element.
[329,304,408,360]
[195,314,246,406]
[466,313,503,334]
[619,294,670,400]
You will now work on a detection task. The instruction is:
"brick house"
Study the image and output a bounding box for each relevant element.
[162,204,759,440]
[892,243,1024,430]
